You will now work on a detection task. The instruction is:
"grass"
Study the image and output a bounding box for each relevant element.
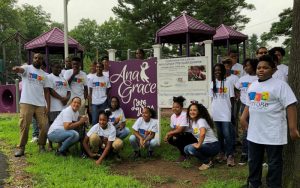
[0,113,249,187]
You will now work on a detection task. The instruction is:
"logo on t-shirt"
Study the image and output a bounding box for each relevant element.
[55,81,68,87]
[28,73,45,85]
[193,128,199,135]
[248,91,270,109]
[240,82,251,91]
[93,82,106,87]
[231,70,240,76]
[138,129,150,136]
[73,77,84,83]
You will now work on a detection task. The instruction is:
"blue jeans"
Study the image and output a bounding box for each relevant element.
[116,127,130,139]
[91,100,108,125]
[32,116,39,137]
[129,135,158,151]
[184,141,220,164]
[248,141,283,188]
[214,121,234,156]
[48,129,80,152]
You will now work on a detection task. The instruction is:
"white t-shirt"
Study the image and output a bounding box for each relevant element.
[109,108,126,128]
[191,118,218,144]
[273,69,287,82]
[246,78,297,145]
[209,79,235,121]
[48,106,79,134]
[63,69,88,99]
[88,74,111,105]
[87,73,95,82]
[132,117,158,136]
[277,64,288,77]
[103,71,109,78]
[227,74,239,88]
[170,111,192,133]
[47,73,70,112]
[87,123,116,142]
[235,74,258,105]
[231,63,245,78]
[19,64,48,106]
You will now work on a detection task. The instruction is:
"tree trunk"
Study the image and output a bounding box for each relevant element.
[283,0,300,187]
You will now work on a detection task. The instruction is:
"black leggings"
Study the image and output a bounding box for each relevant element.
[168,132,197,156]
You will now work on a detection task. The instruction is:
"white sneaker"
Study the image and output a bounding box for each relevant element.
[30,137,38,143]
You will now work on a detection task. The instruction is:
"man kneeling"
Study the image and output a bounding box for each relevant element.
[83,110,123,165]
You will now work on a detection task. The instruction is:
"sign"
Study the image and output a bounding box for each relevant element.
[157,56,211,108]
[109,58,157,118]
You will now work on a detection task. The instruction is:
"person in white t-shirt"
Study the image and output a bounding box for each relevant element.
[63,57,88,115]
[12,53,50,157]
[235,58,258,165]
[47,97,88,156]
[87,61,97,82]
[269,47,288,79]
[269,53,288,82]
[108,96,130,139]
[164,96,196,162]
[129,107,158,159]
[229,51,245,78]
[240,55,299,188]
[210,63,236,167]
[101,56,110,78]
[83,110,123,165]
[47,62,71,150]
[184,102,219,171]
[88,62,111,125]
[222,57,239,155]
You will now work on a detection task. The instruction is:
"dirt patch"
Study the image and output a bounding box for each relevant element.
[0,141,33,188]
[110,159,206,188]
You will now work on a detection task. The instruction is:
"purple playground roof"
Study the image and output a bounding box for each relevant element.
[213,24,248,41]
[156,13,215,44]
[24,27,83,51]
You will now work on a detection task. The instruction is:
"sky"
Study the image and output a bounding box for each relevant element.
[16,0,293,46]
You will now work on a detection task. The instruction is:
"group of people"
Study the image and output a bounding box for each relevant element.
[11,46,300,188]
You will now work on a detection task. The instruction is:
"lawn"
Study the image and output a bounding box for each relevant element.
[0,114,249,188]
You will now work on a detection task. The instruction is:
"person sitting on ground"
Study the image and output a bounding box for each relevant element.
[129,107,158,159]
[164,96,196,162]
[108,96,130,139]
[184,102,220,171]
[83,110,123,165]
[47,97,88,156]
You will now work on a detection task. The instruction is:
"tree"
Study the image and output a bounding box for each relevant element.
[18,4,51,40]
[49,22,64,30]
[173,0,255,30]
[261,8,292,48]
[112,0,173,48]
[283,1,300,187]
[69,18,100,59]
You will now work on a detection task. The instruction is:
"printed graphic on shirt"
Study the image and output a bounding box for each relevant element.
[72,77,84,83]
[55,81,68,88]
[92,82,107,87]
[29,72,45,85]
[212,86,228,99]
[240,82,252,91]
[248,91,270,109]
[138,129,151,136]
[172,124,180,129]
[109,114,123,123]
[193,127,199,135]
[231,70,240,76]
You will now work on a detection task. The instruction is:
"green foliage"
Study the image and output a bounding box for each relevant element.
[173,0,255,30]
[261,8,292,48]
[83,55,92,73]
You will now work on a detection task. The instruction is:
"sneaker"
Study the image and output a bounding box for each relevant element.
[55,149,67,157]
[216,153,226,163]
[30,136,38,143]
[199,161,213,171]
[238,155,248,165]
[227,155,236,167]
[132,151,141,159]
[176,155,187,163]
[147,150,154,158]
[14,148,25,157]
[114,153,122,162]
[262,162,268,168]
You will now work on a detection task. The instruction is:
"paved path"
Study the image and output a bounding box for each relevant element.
[0,152,8,187]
